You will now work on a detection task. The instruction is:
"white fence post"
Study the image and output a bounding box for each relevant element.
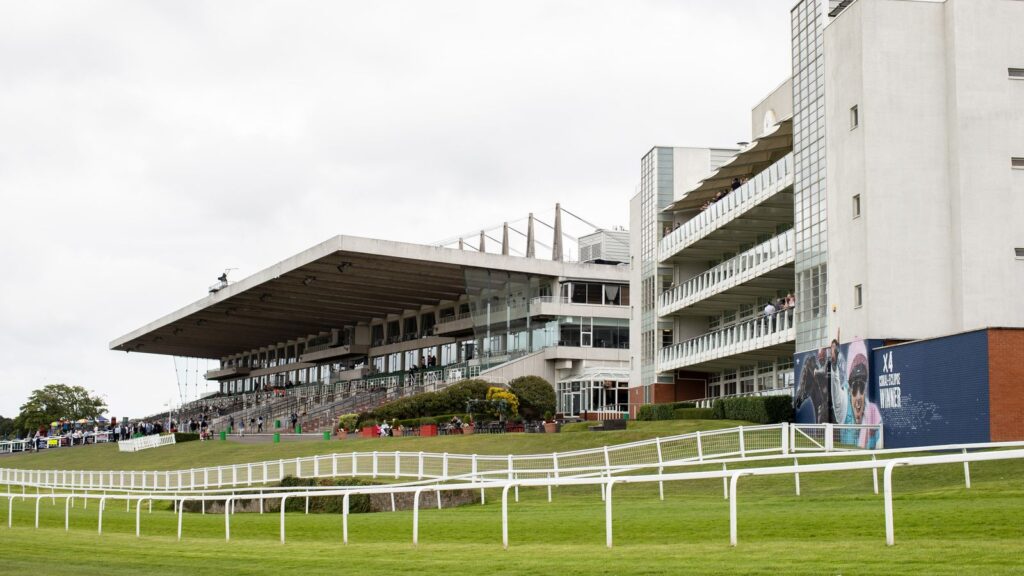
[962,448,971,489]
[655,437,664,501]
[781,422,789,455]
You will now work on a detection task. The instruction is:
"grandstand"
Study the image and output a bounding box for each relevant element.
[112,232,631,430]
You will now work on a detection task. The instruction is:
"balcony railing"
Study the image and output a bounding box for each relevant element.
[659,309,795,371]
[660,229,795,315]
[660,152,794,261]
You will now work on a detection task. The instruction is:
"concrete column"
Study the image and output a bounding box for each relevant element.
[502,222,510,256]
[552,203,563,261]
[479,230,486,253]
[458,238,464,250]
[526,213,536,258]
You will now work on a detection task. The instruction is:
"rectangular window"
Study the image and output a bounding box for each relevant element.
[1009,68,1024,79]
[1013,157,1024,170]
[852,194,861,218]
[854,284,863,308]
[850,105,859,129]
[1016,248,1024,260]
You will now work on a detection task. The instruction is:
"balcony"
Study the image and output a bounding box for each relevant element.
[433,311,473,335]
[660,230,794,316]
[660,153,793,262]
[659,310,795,372]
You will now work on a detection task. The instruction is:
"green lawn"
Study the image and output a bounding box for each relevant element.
[1,421,1022,574]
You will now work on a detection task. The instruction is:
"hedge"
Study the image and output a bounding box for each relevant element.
[710,396,793,424]
[673,408,714,420]
[277,477,371,513]
[636,402,699,421]
[173,432,199,443]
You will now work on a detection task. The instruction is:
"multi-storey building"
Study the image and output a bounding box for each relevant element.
[629,0,1024,417]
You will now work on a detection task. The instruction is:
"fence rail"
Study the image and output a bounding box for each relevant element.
[2,441,1021,549]
[0,423,879,492]
[117,434,177,453]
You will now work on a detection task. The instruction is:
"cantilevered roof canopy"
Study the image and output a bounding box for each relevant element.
[664,117,793,213]
[110,235,628,359]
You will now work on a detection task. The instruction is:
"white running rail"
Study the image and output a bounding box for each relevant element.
[0,423,879,491]
[117,434,176,453]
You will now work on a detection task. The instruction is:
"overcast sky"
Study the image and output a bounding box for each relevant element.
[0,0,796,420]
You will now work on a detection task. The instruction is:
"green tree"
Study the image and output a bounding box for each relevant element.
[0,415,15,439]
[508,375,556,420]
[14,384,107,435]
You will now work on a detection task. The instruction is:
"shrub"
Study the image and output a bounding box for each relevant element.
[277,477,371,513]
[508,376,556,420]
[337,413,359,432]
[635,403,679,421]
[369,379,491,422]
[483,387,519,419]
[173,432,199,443]
[673,408,714,420]
[710,396,793,424]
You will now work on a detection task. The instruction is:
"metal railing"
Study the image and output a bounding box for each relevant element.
[117,434,177,453]
[3,437,1022,550]
[0,423,879,492]
[660,310,795,372]
[660,230,794,315]
[660,153,794,261]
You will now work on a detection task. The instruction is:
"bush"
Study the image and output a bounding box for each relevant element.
[635,403,678,421]
[173,432,199,443]
[673,408,714,420]
[277,477,371,513]
[369,379,491,422]
[508,376,556,420]
[337,413,359,432]
[486,387,519,419]
[711,399,727,420]
[710,396,793,424]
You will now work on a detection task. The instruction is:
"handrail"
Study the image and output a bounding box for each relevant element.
[660,153,794,261]
[660,308,795,370]
[660,229,794,315]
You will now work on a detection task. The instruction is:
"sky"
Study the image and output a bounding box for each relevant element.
[0,0,796,420]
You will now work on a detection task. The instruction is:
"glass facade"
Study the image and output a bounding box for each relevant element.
[639,147,675,390]
[792,0,830,351]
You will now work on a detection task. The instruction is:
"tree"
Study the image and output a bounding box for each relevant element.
[0,415,15,440]
[14,384,107,436]
[508,375,556,420]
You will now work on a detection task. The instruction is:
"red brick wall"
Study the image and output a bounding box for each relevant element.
[674,378,706,401]
[628,387,644,419]
[988,328,1024,441]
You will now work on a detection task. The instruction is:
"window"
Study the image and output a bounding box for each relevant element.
[852,194,861,218]
[854,284,863,308]
[1009,68,1024,79]
[1016,248,1024,260]
[850,105,859,129]
[1013,157,1024,170]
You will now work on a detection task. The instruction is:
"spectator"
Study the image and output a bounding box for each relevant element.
[257,416,264,433]
[763,300,777,329]
[731,177,741,191]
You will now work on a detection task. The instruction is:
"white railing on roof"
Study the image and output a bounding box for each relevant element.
[0,423,879,492]
[660,229,794,316]
[118,434,176,453]
[660,152,794,261]
[660,310,795,372]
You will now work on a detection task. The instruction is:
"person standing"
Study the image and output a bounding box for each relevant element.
[257,416,264,433]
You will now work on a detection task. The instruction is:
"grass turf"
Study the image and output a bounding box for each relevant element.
[1,421,1022,574]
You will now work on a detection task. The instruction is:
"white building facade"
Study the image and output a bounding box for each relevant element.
[629,0,1024,414]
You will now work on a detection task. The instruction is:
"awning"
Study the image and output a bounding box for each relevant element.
[558,367,630,384]
[664,117,793,213]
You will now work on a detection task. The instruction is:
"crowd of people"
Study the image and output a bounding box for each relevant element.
[762,292,797,327]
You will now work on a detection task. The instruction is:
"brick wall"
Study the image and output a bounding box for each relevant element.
[988,328,1024,441]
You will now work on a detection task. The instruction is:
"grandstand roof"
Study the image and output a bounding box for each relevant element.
[110,235,628,359]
